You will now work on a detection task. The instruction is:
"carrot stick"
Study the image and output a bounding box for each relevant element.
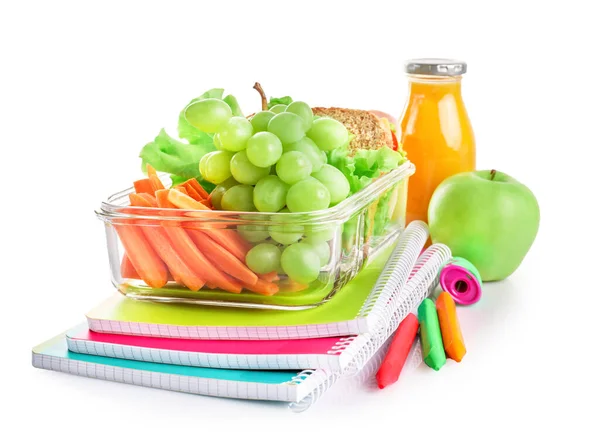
[146,164,165,192]
[183,183,204,201]
[203,230,251,262]
[241,278,279,296]
[138,193,158,207]
[129,193,156,208]
[168,188,211,210]
[121,252,177,281]
[127,193,204,291]
[174,186,190,196]
[153,192,241,293]
[133,178,154,195]
[182,178,209,199]
[162,226,241,293]
[188,230,258,285]
[115,224,168,289]
[121,254,140,279]
[155,189,177,208]
[121,253,175,281]
[258,271,280,282]
[141,226,205,291]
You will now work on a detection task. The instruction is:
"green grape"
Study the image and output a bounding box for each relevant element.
[269,208,303,244]
[267,112,305,144]
[307,118,348,151]
[210,177,239,209]
[311,164,350,205]
[286,101,313,131]
[184,98,232,133]
[246,132,283,168]
[250,111,275,133]
[270,230,303,245]
[213,134,224,150]
[284,137,325,173]
[238,225,270,242]
[286,178,331,212]
[217,116,253,152]
[301,239,330,267]
[230,151,270,185]
[198,151,233,184]
[269,104,287,114]
[245,243,281,274]
[199,154,209,180]
[280,243,321,284]
[221,184,256,211]
[253,175,288,212]
[304,225,336,243]
[275,151,312,184]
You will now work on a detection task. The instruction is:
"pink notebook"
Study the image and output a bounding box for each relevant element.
[66,324,365,371]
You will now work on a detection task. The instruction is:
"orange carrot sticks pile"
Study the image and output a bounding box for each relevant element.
[115,165,278,296]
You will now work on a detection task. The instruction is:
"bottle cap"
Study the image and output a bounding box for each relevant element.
[404,58,467,76]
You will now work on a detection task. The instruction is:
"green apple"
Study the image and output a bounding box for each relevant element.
[428,170,539,281]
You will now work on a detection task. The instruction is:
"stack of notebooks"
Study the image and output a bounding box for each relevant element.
[32,222,451,411]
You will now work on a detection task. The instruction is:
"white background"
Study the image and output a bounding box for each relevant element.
[1,1,598,443]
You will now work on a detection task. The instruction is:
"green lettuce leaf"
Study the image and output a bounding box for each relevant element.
[328,146,406,194]
[139,128,215,183]
[267,96,293,108]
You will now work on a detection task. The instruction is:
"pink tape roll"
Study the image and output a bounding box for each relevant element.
[439,262,482,305]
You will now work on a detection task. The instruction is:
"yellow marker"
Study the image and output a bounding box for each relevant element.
[435,292,466,362]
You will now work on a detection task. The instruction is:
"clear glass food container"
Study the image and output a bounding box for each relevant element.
[96,161,414,310]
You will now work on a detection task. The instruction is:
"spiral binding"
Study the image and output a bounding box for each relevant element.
[327,337,358,355]
[290,369,316,384]
[343,243,451,375]
[289,238,452,413]
[356,221,429,326]
[289,371,341,413]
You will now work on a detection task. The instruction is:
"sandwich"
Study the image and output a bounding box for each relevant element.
[312,107,399,155]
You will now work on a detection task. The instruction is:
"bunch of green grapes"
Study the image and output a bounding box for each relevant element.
[185,96,352,285]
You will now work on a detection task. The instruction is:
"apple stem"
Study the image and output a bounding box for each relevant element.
[253,82,268,111]
[490,169,497,181]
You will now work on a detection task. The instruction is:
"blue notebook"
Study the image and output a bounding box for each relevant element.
[32,333,329,403]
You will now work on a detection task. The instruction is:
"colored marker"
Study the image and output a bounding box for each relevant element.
[418,298,446,371]
[376,313,419,389]
[436,291,467,362]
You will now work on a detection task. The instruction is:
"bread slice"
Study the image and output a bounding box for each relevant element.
[312,107,393,154]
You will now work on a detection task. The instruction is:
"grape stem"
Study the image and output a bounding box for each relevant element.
[253,82,268,111]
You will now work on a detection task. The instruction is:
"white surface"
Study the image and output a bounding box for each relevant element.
[1,1,597,443]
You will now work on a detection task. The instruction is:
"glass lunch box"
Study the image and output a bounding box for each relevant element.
[96,161,414,310]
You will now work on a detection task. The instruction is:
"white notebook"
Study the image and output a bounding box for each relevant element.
[33,334,328,403]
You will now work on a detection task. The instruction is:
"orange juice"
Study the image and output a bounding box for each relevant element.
[399,59,476,224]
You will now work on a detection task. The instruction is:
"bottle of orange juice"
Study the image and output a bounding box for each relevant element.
[399,59,476,224]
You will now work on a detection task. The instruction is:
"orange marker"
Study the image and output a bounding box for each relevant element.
[435,292,466,362]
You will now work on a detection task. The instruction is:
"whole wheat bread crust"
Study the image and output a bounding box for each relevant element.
[312,107,393,154]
